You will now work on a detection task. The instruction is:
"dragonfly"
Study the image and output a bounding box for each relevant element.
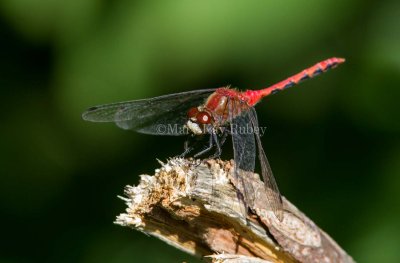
[82,57,345,220]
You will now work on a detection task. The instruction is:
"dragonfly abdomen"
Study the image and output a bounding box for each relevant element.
[242,57,345,106]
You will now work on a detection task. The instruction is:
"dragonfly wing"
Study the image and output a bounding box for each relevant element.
[230,101,257,208]
[248,107,283,220]
[82,89,215,135]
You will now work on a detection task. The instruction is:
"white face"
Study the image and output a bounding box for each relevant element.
[186,106,213,135]
[186,120,203,135]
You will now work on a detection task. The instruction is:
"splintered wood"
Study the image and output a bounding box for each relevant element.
[115,158,354,263]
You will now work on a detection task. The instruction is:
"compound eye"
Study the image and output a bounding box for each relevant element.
[187,107,199,118]
[196,112,212,124]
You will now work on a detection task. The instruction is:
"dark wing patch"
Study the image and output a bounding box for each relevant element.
[82,89,215,135]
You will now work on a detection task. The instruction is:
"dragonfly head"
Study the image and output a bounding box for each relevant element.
[186,107,213,135]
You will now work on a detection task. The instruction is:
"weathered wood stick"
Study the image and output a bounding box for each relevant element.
[115,158,355,263]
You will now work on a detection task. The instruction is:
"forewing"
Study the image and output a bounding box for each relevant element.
[82,89,215,135]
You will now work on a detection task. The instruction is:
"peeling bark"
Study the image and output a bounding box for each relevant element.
[115,158,354,263]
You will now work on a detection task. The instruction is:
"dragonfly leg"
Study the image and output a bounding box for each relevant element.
[193,134,215,158]
[207,132,225,159]
[179,139,194,158]
[208,128,231,158]
[219,129,229,146]
[206,134,221,159]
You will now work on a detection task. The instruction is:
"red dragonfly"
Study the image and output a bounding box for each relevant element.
[82,57,345,219]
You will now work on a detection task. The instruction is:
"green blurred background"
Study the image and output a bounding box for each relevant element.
[1,0,399,262]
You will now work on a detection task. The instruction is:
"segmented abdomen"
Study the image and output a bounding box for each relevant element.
[242,57,345,106]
